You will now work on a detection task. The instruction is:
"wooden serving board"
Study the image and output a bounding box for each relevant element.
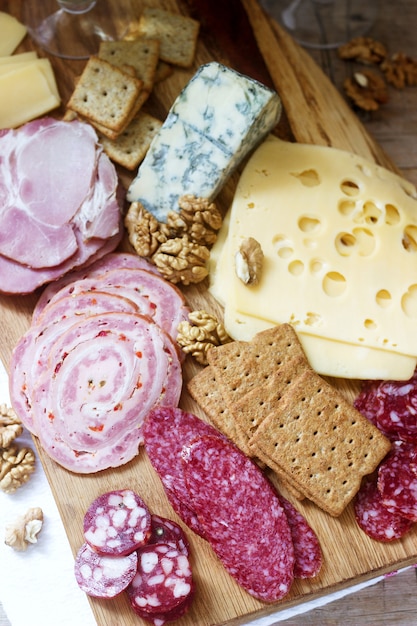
[1,1,417,625]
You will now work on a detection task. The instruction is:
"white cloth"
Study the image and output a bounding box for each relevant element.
[0,360,408,626]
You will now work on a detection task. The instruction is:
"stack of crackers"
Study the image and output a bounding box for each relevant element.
[66,8,200,170]
[188,324,391,517]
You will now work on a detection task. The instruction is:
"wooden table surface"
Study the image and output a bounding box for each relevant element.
[2,0,417,624]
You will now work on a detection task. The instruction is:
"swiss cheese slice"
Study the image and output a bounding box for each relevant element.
[0,12,27,56]
[209,135,417,380]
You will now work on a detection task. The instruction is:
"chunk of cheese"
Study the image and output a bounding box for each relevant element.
[0,51,37,65]
[209,135,417,380]
[127,62,281,222]
[0,12,27,56]
[0,59,60,129]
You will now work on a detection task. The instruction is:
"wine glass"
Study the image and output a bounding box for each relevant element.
[23,0,129,60]
[260,0,379,49]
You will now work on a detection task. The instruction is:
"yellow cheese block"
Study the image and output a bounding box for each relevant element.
[209,135,417,380]
[0,12,27,56]
[0,51,37,64]
[0,59,60,129]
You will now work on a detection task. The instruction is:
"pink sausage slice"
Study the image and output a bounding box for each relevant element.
[74,542,137,598]
[84,490,151,556]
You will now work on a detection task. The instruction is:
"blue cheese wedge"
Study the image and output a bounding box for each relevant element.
[127,62,281,222]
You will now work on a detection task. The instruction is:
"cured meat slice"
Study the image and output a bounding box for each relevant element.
[74,542,138,598]
[149,515,190,556]
[9,291,139,433]
[354,370,417,443]
[83,490,151,556]
[0,117,122,294]
[163,488,206,540]
[34,267,189,345]
[278,495,322,578]
[378,440,417,521]
[126,543,194,621]
[354,479,414,542]
[28,312,182,473]
[32,251,160,320]
[143,407,226,508]
[182,434,295,602]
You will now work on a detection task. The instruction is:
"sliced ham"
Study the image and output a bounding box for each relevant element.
[0,117,122,293]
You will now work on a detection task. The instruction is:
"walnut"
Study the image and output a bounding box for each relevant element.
[343,70,389,111]
[125,202,170,257]
[234,237,264,285]
[338,36,387,65]
[166,195,223,246]
[177,310,232,364]
[0,445,36,494]
[381,53,417,88]
[152,235,210,285]
[0,404,22,448]
[4,507,44,551]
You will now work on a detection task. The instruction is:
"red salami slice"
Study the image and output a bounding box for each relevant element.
[74,542,137,598]
[28,312,182,473]
[149,515,190,556]
[378,440,417,521]
[354,479,414,542]
[143,407,226,510]
[126,543,194,620]
[182,434,295,602]
[354,370,417,443]
[84,490,151,556]
[278,495,322,578]
[9,291,139,434]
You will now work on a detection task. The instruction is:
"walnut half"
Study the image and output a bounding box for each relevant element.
[152,235,210,285]
[5,507,44,551]
[235,237,264,285]
[177,310,232,364]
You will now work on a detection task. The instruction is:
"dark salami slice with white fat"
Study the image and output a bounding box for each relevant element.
[74,542,138,598]
[126,543,194,622]
[378,440,417,521]
[182,434,295,602]
[354,479,414,542]
[84,490,151,556]
[28,312,182,473]
[354,371,417,443]
[149,515,190,556]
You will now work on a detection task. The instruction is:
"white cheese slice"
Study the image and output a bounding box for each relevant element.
[0,51,37,65]
[127,62,281,222]
[209,135,417,379]
[0,12,27,56]
[0,59,60,129]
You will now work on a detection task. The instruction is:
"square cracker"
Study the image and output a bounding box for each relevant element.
[99,111,162,170]
[249,368,391,516]
[137,7,199,67]
[67,56,143,132]
[206,323,309,406]
[98,38,160,93]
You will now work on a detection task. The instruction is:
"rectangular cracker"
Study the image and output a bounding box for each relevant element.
[187,365,251,456]
[98,38,160,93]
[249,368,391,516]
[99,111,162,170]
[67,56,143,132]
[137,7,200,67]
[206,323,309,406]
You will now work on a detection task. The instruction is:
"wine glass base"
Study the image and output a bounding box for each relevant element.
[23,0,127,60]
[261,0,378,50]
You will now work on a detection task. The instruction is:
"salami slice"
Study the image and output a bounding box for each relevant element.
[143,407,226,509]
[126,543,194,621]
[378,440,417,521]
[28,312,182,473]
[74,542,138,598]
[354,371,417,443]
[182,434,295,602]
[354,479,414,542]
[278,495,322,578]
[84,490,152,556]
[149,515,190,556]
